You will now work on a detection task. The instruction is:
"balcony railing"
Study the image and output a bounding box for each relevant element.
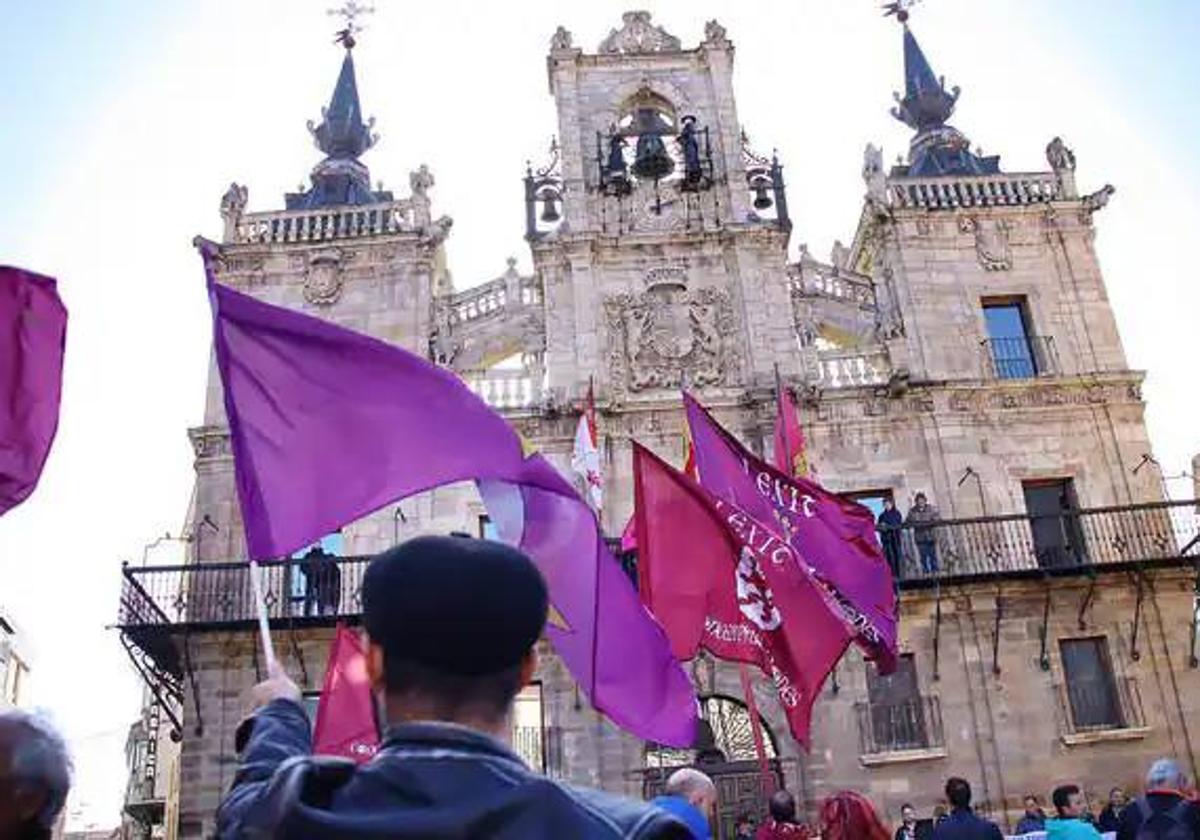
[887,171,1062,211]
[511,724,564,776]
[854,695,944,756]
[1055,676,1145,738]
[876,499,1199,586]
[232,200,420,245]
[982,335,1059,379]
[818,347,891,388]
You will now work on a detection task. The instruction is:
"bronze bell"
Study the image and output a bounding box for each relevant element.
[751,177,774,210]
[630,108,675,181]
[539,191,561,223]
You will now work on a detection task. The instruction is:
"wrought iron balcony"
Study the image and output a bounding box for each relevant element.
[877,498,1199,588]
[981,335,1059,379]
[854,695,945,757]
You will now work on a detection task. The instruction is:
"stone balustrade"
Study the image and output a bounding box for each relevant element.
[232,200,419,245]
[818,348,891,388]
[446,275,542,327]
[465,369,538,409]
[888,171,1061,211]
[789,260,876,308]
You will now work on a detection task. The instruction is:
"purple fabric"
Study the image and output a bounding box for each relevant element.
[0,267,66,517]
[201,246,696,745]
[684,393,898,672]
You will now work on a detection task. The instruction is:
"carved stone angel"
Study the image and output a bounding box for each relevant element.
[550,26,573,51]
[219,182,248,242]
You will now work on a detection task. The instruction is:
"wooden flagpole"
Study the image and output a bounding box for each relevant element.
[738,663,775,798]
[248,559,279,674]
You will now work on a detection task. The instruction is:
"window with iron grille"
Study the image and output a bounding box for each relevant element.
[982,297,1046,379]
[1060,637,1124,731]
[862,654,936,752]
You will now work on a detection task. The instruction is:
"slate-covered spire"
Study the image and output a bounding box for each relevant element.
[888,24,1001,177]
[286,38,392,210]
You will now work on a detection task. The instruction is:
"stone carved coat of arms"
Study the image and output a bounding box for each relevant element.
[604,283,736,393]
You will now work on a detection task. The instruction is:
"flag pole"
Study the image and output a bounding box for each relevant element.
[248,558,279,673]
[738,663,775,799]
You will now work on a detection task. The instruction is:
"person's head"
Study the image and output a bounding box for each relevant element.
[818,791,890,840]
[0,710,71,840]
[883,499,895,510]
[735,811,754,834]
[1147,758,1188,792]
[769,789,797,824]
[362,535,548,733]
[1052,784,1085,819]
[1108,787,1125,808]
[900,803,916,825]
[945,778,972,810]
[1023,795,1041,815]
[933,803,947,819]
[664,768,718,820]
[914,493,928,508]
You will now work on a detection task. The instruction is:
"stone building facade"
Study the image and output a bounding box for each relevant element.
[116,12,1200,839]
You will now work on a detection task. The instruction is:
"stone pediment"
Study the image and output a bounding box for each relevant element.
[598,11,682,54]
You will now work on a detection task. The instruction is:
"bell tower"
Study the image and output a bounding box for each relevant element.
[524,12,795,413]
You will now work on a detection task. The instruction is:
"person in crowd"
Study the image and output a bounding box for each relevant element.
[877,498,904,578]
[932,804,949,826]
[1046,784,1103,839]
[650,768,717,840]
[735,811,756,840]
[1118,758,1200,840]
[931,778,1003,840]
[895,803,919,840]
[0,709,71,840]
[756,790,810,839]
[1098,787,1127,833]
[818,791,890,840]
[217,534,691,839]
[905,493,941,574]
[1015,795,1048,834]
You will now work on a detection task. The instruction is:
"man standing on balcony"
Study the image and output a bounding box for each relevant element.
[217,535,691,839]
[877,499,904,580]
[905,494,940,575]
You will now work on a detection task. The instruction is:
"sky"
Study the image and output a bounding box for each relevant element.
[1,0,1198,829]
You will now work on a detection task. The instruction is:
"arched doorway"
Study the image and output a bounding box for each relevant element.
[642,694,785,840]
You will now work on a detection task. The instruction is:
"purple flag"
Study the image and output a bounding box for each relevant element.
[0,267,67,517]
[684,392,898,672]
[201,244,697,746]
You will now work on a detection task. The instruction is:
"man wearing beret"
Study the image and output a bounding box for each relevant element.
[217,534,691,839]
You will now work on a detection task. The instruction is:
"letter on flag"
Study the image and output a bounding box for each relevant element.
[684,393,898,673]
[571,383,603,511]
[313,624,379,763]
[633,443,853,744]
[0,266,67,517]
[199,243,696,746]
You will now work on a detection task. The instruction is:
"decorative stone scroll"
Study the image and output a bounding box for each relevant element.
[598,11,682,54]
[604,285,737,393]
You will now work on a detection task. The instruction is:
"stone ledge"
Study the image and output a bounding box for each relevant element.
[859,745,948,767]
[1060,726,1151,747]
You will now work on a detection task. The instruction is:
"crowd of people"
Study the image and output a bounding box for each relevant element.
[2,534,1199,839]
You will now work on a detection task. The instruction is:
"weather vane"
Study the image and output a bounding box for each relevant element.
[882,0,922,24]
[328,1,375,48]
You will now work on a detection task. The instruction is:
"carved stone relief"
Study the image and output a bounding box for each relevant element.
[303,248,343,305]
[598,11,681,54]
[961,216,1012,271]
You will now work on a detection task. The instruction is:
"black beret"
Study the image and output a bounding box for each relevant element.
[362,535,548,676]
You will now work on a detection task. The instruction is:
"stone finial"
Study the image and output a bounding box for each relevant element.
[550,25,573,51]
[702,19,729,48]
[831,240,849,269]
[598,11,681,54]
[410,164,434,198]
[862,144,886,204]
[219,182,248,243]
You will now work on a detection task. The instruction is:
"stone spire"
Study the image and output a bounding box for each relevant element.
[286,39,391,210]
[889,24,1000,177]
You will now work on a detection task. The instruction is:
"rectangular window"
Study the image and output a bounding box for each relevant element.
[983,298,1038,379]
[511,682,545,772]
[842,489,894,522]
[865,654,929,751]
[1060,637,1124,730]
[1022,479,1086,568]
[479,515,499,541]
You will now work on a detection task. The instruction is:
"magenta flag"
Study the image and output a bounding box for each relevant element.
[634,443,852,745]
[200,244,697,746]
[684,393,897,673]
[0,266,67,517]
[313,624,379,763]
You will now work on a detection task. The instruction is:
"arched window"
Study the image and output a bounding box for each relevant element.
[645,693,779,769]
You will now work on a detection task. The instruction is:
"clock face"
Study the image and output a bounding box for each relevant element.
[630,181,683,233]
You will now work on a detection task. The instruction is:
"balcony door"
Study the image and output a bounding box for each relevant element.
[867,654,927,750]
[983,298,1038,379]
[1022,479,1086,569]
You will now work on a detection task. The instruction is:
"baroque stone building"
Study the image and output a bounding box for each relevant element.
[116,12,1200,839]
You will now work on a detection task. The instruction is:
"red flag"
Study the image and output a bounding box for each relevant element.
[0,267,67,517]
[633,443,853,745]
[773,383,808,478]
[313,625,379,763]
[619,434,694,552]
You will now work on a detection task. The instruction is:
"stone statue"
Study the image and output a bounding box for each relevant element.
[830,240,849,269]
[1045,136,1076,172]
[606,133,628,178]
[703,19,729,47]
[550,26,573,51]
[862,144,886,205]
[678,116,703,184]
[410,164,435,198]
[219,182,248,242]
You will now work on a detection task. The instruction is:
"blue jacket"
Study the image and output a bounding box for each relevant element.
[1045,817,1103,840]
[931,808,1004,840]
[650,796,709,839]
[217,699,690,839]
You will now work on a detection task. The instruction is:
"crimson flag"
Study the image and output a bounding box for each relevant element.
[633,443,853,745]
[313,624,379,763]
[773,383,809,478]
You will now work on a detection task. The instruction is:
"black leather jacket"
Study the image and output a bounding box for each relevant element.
[217,700,688,839]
